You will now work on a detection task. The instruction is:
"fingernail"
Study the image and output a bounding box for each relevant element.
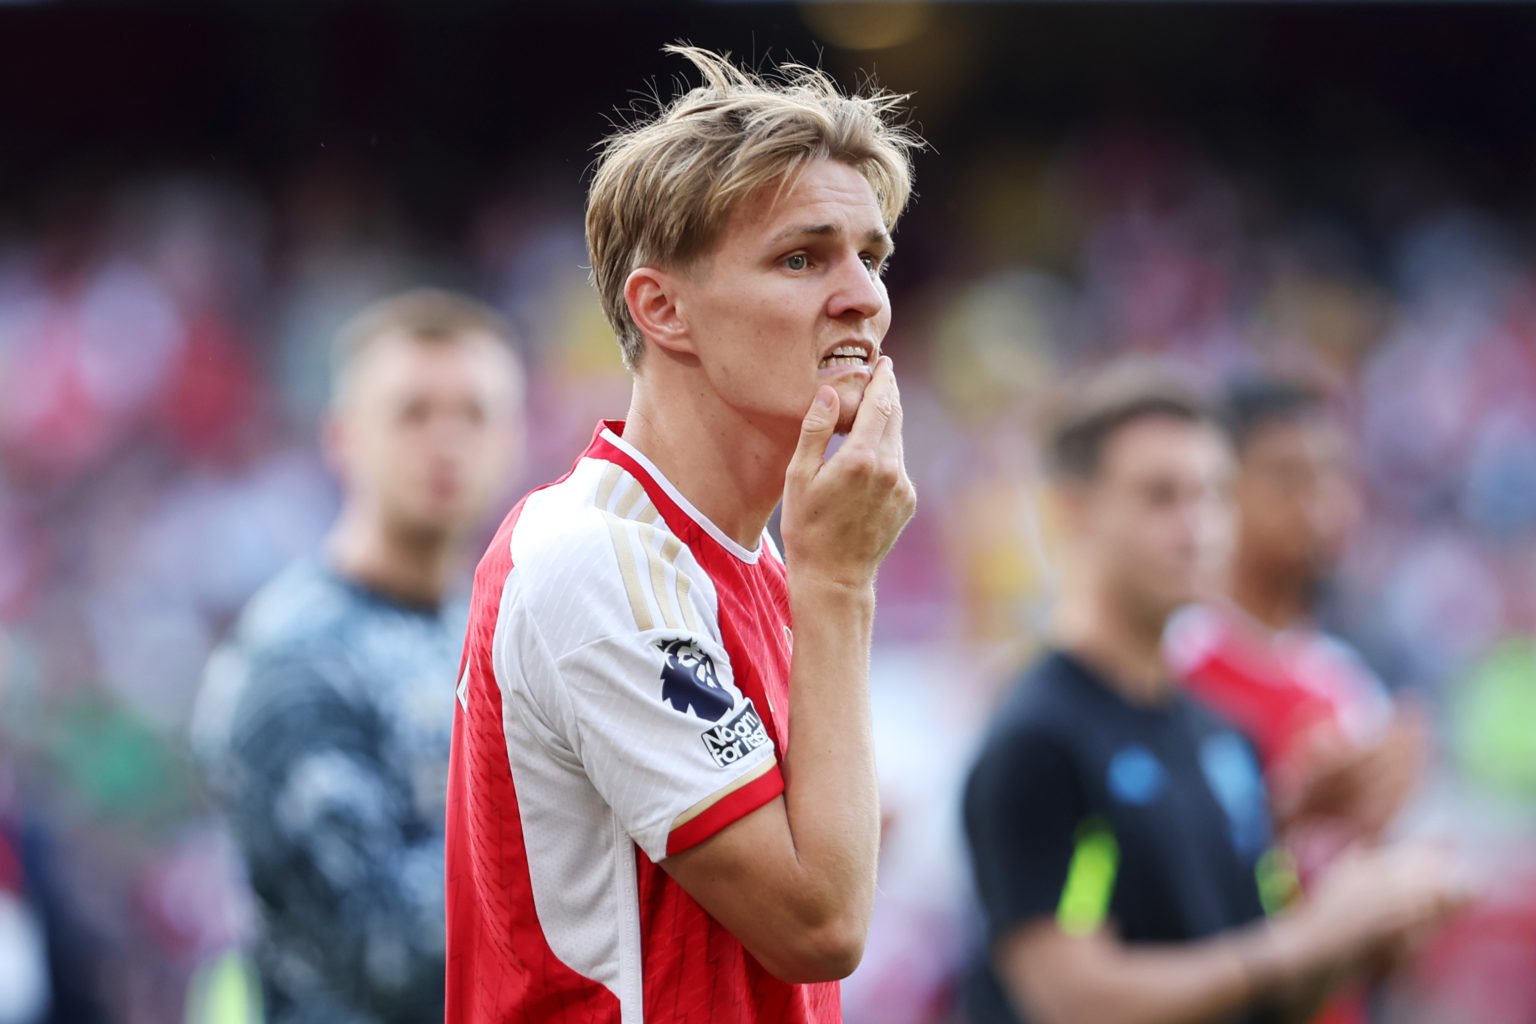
[815,389,835,410]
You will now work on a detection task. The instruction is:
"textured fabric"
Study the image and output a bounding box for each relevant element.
[445,421,839,1024]
[192,561,465,1024]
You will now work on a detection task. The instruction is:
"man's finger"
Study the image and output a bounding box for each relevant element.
[847,355,897,448]
[876,364,905,460]
[789,386,840,480]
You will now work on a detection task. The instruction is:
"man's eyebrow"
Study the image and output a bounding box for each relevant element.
[767,223,895,251]
[768,223,837,246]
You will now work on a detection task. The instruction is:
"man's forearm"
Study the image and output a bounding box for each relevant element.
[1001,914,1339,1024]
[779,576,880,931]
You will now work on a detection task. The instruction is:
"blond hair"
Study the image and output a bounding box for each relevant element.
[330,287,522,403]
[586,45,921,369]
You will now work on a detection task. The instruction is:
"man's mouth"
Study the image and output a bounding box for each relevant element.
[819,342,875,369]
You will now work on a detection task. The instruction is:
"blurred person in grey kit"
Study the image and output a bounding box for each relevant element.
[191,290,525,1024]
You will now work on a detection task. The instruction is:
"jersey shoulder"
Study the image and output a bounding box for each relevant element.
[500,457,722,658]
[971,655,1090,778]
[233,560,356,653]
[191,562,364,774]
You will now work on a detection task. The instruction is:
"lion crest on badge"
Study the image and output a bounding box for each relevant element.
[655,637,732,722]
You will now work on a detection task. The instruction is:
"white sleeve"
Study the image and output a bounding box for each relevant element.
[504,505,783,863]
[553,627,782,862]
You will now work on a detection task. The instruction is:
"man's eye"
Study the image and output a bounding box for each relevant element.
[862,253,890,276]
[784,253,809,271]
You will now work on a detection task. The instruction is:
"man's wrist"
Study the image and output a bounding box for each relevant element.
[1233,916,1303,1002]
[787,571,878,604]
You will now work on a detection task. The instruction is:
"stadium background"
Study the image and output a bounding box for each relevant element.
[2,2,1536,1021]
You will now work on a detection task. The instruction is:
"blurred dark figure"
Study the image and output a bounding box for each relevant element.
[962,364,1465,1024]
[0,773,108,1024]
[1167,379,1426,861]
[1163,377,1431,1024]
[190,291,525,1024]
[0,639,107,1024]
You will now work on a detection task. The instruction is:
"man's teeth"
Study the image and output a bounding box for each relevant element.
[820,346,870,367]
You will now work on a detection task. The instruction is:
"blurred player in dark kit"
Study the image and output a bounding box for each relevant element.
[963,365,1465,1024]
[444,46,917,1023]
[192,290,525,1024]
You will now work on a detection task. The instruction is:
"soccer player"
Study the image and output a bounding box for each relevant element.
[1166,377,1424,850]
[444,47,918,1023]
[962,365,1465,1024]
[192,290,525,1024]
[1163,378,1430,1024]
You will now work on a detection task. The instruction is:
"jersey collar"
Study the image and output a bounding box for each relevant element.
[590,420,764,564]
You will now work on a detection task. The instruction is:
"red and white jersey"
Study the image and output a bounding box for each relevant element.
[445,420,839,1024]
[1164,603,1394,773]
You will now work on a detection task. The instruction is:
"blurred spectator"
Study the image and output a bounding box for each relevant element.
[189,291,525,1024]
[1165,376,1431,1024]
[1166,377,1425,854]
[0,633,108,1024]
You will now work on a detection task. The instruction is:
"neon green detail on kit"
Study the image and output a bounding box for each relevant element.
[184,948,264,1024]
[1256,847,1300,916]
[1057,819,1120,935]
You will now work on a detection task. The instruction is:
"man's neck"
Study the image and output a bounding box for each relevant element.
[327,506,456,608]
[1053,585,1174,705]
[1228,548,1312,633]
[620,384,793,551]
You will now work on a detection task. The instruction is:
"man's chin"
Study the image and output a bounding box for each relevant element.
[393,508,461,548]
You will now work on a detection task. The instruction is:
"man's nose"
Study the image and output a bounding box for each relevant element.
[424,414,480,458]
[826,253,884,321]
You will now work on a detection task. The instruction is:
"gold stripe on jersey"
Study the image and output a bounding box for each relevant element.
[615,477,663,528]
[659,535,705,634]
[634,498,662,527]
[606,518,656,632]
[595,462,623,513]
[670,757,776,832]
[599,463,702,633]
[676,572,703,633]
[648,530,682,630]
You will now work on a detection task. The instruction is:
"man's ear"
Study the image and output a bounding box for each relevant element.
[624,266,695,358]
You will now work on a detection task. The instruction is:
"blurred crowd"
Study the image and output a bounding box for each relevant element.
[3,128,1536,1022]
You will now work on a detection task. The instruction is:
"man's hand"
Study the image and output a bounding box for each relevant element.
[1273,708,1430,842]
[781,357,917,590]
[1297,842,1468,958]
[1252,841,1472,1006]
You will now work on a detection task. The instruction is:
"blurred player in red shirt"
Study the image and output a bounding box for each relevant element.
[1165,377,1429,1024]
[444,47,919,1023]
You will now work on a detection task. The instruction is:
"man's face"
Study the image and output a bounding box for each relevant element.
[330,331,523,544]
[1076,417,1235,627]
[1234,416,1360,583]
[670,158,893,436]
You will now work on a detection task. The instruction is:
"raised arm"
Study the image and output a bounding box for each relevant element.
[663,358,916,982]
